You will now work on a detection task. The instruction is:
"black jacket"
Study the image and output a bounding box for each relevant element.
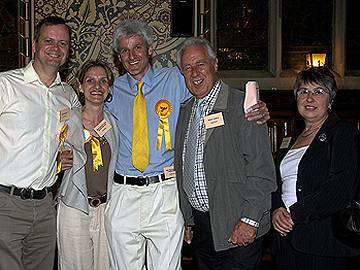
[272,112,360,257]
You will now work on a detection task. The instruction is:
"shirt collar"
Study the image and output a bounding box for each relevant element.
[195,80,221,106]
[24,61,62,87]
[126,65,154,94]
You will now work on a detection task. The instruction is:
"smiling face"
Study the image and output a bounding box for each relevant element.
[296,82,330,124]
[32,24,70,72]
[180,44,218,99]
[117,34,154,81]
[80,66,110,106]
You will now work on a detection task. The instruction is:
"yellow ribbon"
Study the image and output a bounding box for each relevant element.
[84,129,103,172]
[57,123,69,173]
[155,99,172,150]
[157,118,172,150]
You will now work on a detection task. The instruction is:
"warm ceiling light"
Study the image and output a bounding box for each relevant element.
[305,52,327,68]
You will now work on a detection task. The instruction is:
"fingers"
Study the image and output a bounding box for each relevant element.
[272,208,294,235]
[184,226,193,244]
[245,100,270,124]
[59,147,73,170]
[228,221,257,247]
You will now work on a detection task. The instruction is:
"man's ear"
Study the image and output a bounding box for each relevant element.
[148,46,154,56]
[214,58,218,72]
[32,40,36,55]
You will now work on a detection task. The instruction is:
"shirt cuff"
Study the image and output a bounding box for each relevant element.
[241,217,259,228]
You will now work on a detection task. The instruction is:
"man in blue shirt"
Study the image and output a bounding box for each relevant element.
[104,20,269,270]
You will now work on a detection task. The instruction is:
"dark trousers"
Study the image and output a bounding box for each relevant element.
[273,233,348,270]
[0,192,57,270]
[192,209,263,270]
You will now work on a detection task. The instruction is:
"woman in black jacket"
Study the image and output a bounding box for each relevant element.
[271,67,360,270]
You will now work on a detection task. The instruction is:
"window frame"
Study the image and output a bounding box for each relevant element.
[198,0,360,90]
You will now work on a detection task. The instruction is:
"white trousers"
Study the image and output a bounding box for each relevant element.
[57,200,110,270]
[105,178,184,270]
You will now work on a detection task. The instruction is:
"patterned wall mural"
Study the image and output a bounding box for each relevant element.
[35,0,186,85]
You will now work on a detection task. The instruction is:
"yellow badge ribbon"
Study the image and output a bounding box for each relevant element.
[84,129,103,172]
[155,99,172,150]
[57,123,69,173]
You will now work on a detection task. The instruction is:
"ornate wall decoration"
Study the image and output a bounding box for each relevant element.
[34,0,185,85]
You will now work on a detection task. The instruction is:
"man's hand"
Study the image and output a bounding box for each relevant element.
[59,148,73,171]
[245,100,270,124]
[228,221,257,247]
[184,225,193,244]
[272,207,294,236]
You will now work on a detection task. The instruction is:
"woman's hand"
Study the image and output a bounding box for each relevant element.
[59,148,73,171]
[272,207,294,236]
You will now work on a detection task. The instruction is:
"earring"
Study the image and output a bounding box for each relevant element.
[328,104,332,110]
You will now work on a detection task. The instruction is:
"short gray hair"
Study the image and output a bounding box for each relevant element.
[112,20,154,53]
[294,67,337,104]
[176,37,217,67]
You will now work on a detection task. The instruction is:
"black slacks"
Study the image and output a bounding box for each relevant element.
[273,233,348,270]
[192,209,263,270]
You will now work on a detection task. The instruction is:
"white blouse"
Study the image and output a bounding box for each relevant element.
[280,146,309,211]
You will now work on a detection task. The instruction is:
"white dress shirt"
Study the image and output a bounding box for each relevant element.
[0,62,80,189]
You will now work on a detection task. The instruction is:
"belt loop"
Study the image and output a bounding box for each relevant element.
[123,176,127,185]
[10,186,15,195]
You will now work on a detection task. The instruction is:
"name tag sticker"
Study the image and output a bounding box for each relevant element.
[164,166,176,179]
[94,119,112,137]
[280,137,291,149]
[59,107,70,123]
[204,112,225,129]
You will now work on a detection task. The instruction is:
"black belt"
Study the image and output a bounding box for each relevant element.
[114,173,167,186]
[0,184,52,200]
[88,194,107,207]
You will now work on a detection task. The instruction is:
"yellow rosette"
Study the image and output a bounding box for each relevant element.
[57,123,69,173]
[155,99,172,150]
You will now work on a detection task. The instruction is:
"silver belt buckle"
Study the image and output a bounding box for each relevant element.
[89,197,101,207]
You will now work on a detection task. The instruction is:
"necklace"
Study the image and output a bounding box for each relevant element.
[301,123,323,137]
[301,128,319,137]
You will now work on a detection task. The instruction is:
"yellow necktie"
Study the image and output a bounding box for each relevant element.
[132,81,150,172]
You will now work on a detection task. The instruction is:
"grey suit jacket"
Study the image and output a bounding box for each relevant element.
[58,108,119,214]
[174,81,276,251]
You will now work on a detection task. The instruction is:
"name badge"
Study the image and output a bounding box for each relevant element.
[164,166,176,179]
[59,107,70,123]
[280,137,291,149]
[94,119,112,137]
[204,112,225,129]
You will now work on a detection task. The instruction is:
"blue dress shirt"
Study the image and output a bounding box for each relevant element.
[106,66,191,177]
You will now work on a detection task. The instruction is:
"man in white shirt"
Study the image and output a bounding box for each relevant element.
[0,16,80,270]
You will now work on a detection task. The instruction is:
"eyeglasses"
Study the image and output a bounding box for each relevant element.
[296,87,329,98]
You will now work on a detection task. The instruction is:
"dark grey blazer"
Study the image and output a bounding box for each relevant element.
[272,112,360,257]
[175,81,276,251]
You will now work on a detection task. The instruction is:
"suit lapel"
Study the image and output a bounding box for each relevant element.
[204,81,229,146]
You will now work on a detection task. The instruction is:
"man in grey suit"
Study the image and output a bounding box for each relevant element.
[174,37,277,269]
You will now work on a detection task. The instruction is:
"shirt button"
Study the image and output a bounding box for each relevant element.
[298,188,302,192]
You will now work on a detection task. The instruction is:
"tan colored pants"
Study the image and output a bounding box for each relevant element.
[0,192,56,270]
[57,200,110,270]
